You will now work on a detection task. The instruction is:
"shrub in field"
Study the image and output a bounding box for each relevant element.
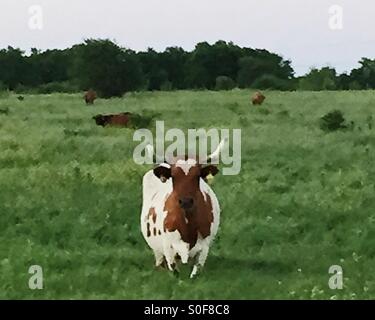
[0,107,9,115]
[277,110,290,117]
[366,115,373,130]
[257,108,271,115]
[320,110,347,132]
[215,76,235,91]
[129,111,160,129]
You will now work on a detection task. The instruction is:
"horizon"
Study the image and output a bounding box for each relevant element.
[0,38,365,77]
[1,0,375,76]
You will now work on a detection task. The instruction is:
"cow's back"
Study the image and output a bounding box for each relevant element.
[109,114,130,127]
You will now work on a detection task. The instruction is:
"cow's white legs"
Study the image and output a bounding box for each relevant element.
[172,242,189,264]
[163,241,176,271]
[190,243,210,278]
[153,250,165,267]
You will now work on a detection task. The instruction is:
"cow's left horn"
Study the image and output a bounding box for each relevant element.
[204,138,227,164]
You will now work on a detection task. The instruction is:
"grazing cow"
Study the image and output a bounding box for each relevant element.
[84,89,97,105]
[252,91,266,105]
[93,112,131,127]
[140,142,225,278]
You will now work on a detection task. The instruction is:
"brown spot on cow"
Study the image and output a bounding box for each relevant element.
[164,192,214,249]
[252,91,266,105]
[148,207,157,224]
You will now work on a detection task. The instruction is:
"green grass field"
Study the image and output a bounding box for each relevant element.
[0,90,375,299]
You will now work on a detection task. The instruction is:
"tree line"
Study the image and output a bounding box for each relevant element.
[0,39,374,97]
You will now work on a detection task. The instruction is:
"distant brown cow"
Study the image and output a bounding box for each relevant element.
[84,89,97,105]
[252,91,266,105]
[93,112,132,127]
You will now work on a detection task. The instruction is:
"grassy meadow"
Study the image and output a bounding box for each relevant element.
[0,89,375,299]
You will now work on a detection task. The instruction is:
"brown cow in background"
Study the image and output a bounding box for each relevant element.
[252,91,266,105]
[84,89,97,105]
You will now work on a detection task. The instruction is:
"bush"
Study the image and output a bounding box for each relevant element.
[215,76,235,91]
[0,81,9,98]
[37,82,79,94]
[251,74,292,90]
[348,81,362,90]
[129,111,161,129]
[13,84,31,94]
[298,67,337,91]
[320,110,347,132]
[14,82,79,94]
[160,80,173,91]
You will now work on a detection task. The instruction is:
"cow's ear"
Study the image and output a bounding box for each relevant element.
[153,166,171,183]
[201,165,219,179]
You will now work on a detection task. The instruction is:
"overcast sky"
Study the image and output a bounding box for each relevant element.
[1,0,374,75]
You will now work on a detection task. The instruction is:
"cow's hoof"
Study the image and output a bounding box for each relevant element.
[155,258,168,270]
[190,265,201,279]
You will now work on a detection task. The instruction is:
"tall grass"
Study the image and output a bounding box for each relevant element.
[0,90,374,299]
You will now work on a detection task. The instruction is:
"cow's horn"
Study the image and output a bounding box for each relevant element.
[205,138,227,164]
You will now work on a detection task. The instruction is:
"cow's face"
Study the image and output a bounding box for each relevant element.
[93,114,108,126]
[153,159,218,210]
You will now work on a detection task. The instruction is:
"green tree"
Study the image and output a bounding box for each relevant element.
[299,67,337,91]
[160,47,188,89]
[237,51,294,88]
[0,47,28,90]
[215,76,235,90]
[138,48,165,90]
[350,58,375,89]
[71,39,144,98]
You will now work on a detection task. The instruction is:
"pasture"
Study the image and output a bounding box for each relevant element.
[0,90,374,299]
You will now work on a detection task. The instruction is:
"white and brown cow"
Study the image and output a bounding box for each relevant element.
[140,144,223,278]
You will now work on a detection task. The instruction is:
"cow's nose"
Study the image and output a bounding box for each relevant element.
[179,198,194,210]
